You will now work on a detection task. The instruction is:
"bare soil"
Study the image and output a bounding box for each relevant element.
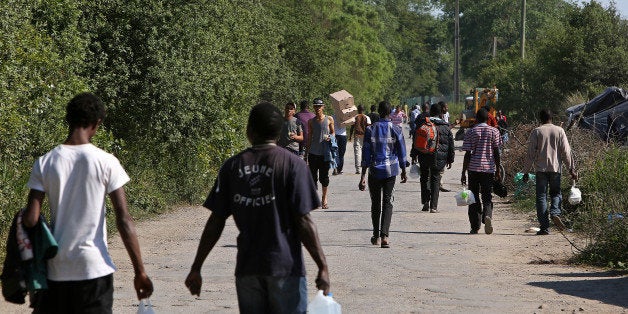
[2,128,626,313]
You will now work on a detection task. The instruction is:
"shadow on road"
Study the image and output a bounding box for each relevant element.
[528,275,628,308]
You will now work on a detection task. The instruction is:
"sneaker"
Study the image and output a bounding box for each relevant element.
[422,203,430,211]
[380,236,390,248]
[484,216,493,234]
[551,215,566,231]
[429,208,439,213]
[536,230,550,235]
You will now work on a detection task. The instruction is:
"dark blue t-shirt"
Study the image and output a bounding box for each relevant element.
[204,144,320,277]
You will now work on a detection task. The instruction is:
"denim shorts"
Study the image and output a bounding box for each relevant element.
[235,276,307,314]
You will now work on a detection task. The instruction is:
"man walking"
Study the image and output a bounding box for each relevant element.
[295,99,316,160]
[22,92,153,312]
[333,114,347,175]
[461,108,502,234]
[416,103,455,213]
[185,102,330,313]
[367,104,380,124]
[307,98,335,209]
[522,109,577,235]
[350,105,370,174]
[358,101,407,248]
[278,102,304,155]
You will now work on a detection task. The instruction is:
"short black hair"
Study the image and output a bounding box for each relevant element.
[539,109,553,123]
[66,92,106,129]
[430,103,442,117]
[378,101,391,117]
[370,104,377,112]
[299,99,309,111]
[476,108,489,123]
[248,102,283,141]
[285,102,296,110]
[357,104,364,113]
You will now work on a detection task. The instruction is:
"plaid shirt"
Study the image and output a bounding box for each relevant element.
[462,123,501,173]
[361,119,407,179]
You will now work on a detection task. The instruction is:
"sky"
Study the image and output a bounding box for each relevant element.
[591,0,628,18]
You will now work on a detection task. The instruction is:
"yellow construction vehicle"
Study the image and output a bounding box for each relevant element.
[458,87,499,128]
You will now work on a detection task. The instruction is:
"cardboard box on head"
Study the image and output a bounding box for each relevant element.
[329,90,358,126]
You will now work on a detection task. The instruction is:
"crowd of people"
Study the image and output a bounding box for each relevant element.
[15,92,577,313]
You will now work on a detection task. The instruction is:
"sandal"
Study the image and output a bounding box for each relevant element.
[321,203,329,209]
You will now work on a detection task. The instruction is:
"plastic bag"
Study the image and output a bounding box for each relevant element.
[408,164,420,179]
[137,299,155,314]
[307,290,341,314]
[568,183,582,205]
[454,188,476,206]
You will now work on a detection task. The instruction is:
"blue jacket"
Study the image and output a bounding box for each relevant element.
[323,135,338,169]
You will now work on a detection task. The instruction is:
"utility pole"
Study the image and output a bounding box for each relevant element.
[454,0,460,104]
[521,0,526,59]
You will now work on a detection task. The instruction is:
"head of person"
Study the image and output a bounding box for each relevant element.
[476,108,489,123]
[378,101,391,118]
[247,102,283,145]
[395,105,401,111]
[421,103,430,113]
[66,92,106,132]
[430,102,442,117]
[357,104,364,114]
[483,105,491,113]
[284,102,296,117]
[299,99,309,111]
[539,108,553,124]
[312,98,325,115]
[370,104,377,112]
[439,101,448,113]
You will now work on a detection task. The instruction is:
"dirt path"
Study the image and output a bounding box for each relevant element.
[2,127,626,313]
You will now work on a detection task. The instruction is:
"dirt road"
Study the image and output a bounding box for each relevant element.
[2,127,626,313]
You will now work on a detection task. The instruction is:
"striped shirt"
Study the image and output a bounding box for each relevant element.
[462,123,501,173]
[390,110,406,126]
[361,119,407,179]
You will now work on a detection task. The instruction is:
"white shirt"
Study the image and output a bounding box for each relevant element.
[442,112,450,124]
[28,144,130,281]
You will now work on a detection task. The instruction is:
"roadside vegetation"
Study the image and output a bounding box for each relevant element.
[1,0,627,268]
[504,122,627,269]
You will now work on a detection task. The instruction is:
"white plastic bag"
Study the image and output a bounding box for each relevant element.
[307,290,341,314]
[137,298,155,314]
[408,164,420,179]
[568,183,582,205]
[454,188,476,206]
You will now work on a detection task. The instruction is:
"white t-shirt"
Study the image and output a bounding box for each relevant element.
[27,144,130,281]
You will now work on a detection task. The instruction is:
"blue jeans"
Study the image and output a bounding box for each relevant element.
[535,172,562,231]
[335,134,347,172]
[236,276,307,314]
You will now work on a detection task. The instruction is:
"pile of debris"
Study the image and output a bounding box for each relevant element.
[566,86,628,144]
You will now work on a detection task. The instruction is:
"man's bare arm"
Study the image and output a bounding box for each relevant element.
[296,213,330,295]
[185,212,226,296]
[110,187,154,300]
